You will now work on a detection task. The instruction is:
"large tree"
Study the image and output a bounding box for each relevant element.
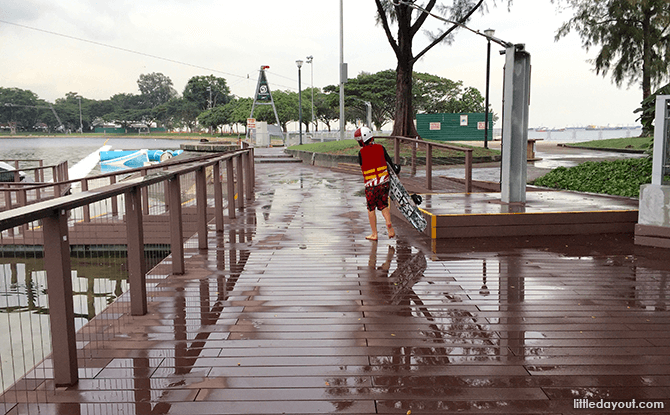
[375,0,501,137]
[137,72,177,108]
[554,0,670,101]
[183,75,232,111]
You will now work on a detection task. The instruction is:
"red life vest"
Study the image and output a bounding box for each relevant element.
[360,144,389,188]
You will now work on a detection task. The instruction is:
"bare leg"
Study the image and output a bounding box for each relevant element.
[366,209,378,241]
[381,207,395,238]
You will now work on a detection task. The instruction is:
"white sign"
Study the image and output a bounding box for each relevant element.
[477,121,486,130]
[460,115,468,126]
[429,122,441,131]
[247,118,256,129]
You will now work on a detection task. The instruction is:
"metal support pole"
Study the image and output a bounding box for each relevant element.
[501,44,531,204]
[43,208,78,386]
[196,167,208,250]
[125,187,147,316]
[168,176,185,275]
[484,37,492,149]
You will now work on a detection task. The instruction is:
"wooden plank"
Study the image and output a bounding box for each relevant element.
[434,222,636,239]
[433,211,638,228]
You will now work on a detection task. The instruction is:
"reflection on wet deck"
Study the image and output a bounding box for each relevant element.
[1,163,669,414]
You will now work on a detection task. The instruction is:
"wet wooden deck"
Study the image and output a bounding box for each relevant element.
[2,162,669,414]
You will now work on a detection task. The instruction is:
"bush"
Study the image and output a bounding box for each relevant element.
[532,157,652,198]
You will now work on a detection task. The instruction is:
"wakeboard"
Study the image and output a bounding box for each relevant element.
[387,164,428,233]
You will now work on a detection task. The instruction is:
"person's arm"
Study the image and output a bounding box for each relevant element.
[358,150,362,166]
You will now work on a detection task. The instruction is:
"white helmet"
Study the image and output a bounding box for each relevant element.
[354,126,373,144]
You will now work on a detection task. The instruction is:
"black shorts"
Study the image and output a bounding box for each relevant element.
[365,182,390,211]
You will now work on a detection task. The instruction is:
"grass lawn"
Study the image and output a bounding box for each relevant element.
[288,138,500,159]
[567,135,653,151]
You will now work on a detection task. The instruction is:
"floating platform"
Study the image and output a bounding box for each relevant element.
[394,190,639,240]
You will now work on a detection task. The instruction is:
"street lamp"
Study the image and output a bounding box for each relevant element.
[77,96,83,134]
[483,28,495,149]
[296,59,304,145]
[306,55,315,131]
[206,86,212,134]
[206,86,212,109]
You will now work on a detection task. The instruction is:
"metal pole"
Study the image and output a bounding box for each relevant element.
[484,38,491,149]
[307,56,315,131]
[339,0,345,141]
[483,28,495,150]
[77,96,83,134]
[299,67,303,145]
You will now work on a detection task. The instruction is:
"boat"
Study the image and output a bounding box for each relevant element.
[100,150,150,173]
[0,161,27,182]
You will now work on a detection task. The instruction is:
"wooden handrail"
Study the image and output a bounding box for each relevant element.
[384,135,473,193]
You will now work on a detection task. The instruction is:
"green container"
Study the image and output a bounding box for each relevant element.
[416,113,492,141]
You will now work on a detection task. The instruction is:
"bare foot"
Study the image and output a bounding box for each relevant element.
[365,234,378,241]
[386,223,395,238]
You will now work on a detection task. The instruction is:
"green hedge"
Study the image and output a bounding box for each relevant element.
[532,158,652,198]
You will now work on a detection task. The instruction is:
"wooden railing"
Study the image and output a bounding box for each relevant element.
[386,136,473,193]
[0,148,255,387]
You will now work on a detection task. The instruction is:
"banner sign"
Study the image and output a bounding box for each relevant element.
[256,71,271,101]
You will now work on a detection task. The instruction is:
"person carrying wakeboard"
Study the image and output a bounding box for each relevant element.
[355,126,395,241]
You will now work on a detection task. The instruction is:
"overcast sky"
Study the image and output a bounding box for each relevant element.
[0,0,647,128]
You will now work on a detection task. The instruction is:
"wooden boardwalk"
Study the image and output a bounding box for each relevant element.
[1,162,669,414]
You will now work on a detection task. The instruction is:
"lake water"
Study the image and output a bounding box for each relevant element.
[0,136,189,392]
[524,126,642,143]
[0,136,193,177]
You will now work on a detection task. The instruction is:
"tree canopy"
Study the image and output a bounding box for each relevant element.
[554,0,670,100]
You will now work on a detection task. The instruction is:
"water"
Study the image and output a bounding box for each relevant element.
[524,127,642,143]
[0,136,188,391]
[0,136,192,177]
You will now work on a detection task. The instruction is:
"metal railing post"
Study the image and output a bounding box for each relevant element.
[168,176,185,275]
[141,170,149,215]
[426,142,433,190]
[109,176,119,217]
[196,166,208,250]
[213,161,224,233]
[465,150,473,193]
[81,179,90,222]
[125,187,147,316]
[18,188,28,234]
[245,151,253,201]
[236,155,245,211]
[394,137,400,165]
[43,208,78,386]
[226,158,236,219]
[411,141,417,176]
[52,166,60,198]
[5,190,14,236]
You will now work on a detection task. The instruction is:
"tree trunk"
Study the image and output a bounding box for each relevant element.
[392,61,418,138]
[391,5,419,139]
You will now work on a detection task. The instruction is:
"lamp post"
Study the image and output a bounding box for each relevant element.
[207,86,212,134]
[306,55,315,131]
[296,59,304,145]
[77,96,83,134]
[483,28,495,149]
